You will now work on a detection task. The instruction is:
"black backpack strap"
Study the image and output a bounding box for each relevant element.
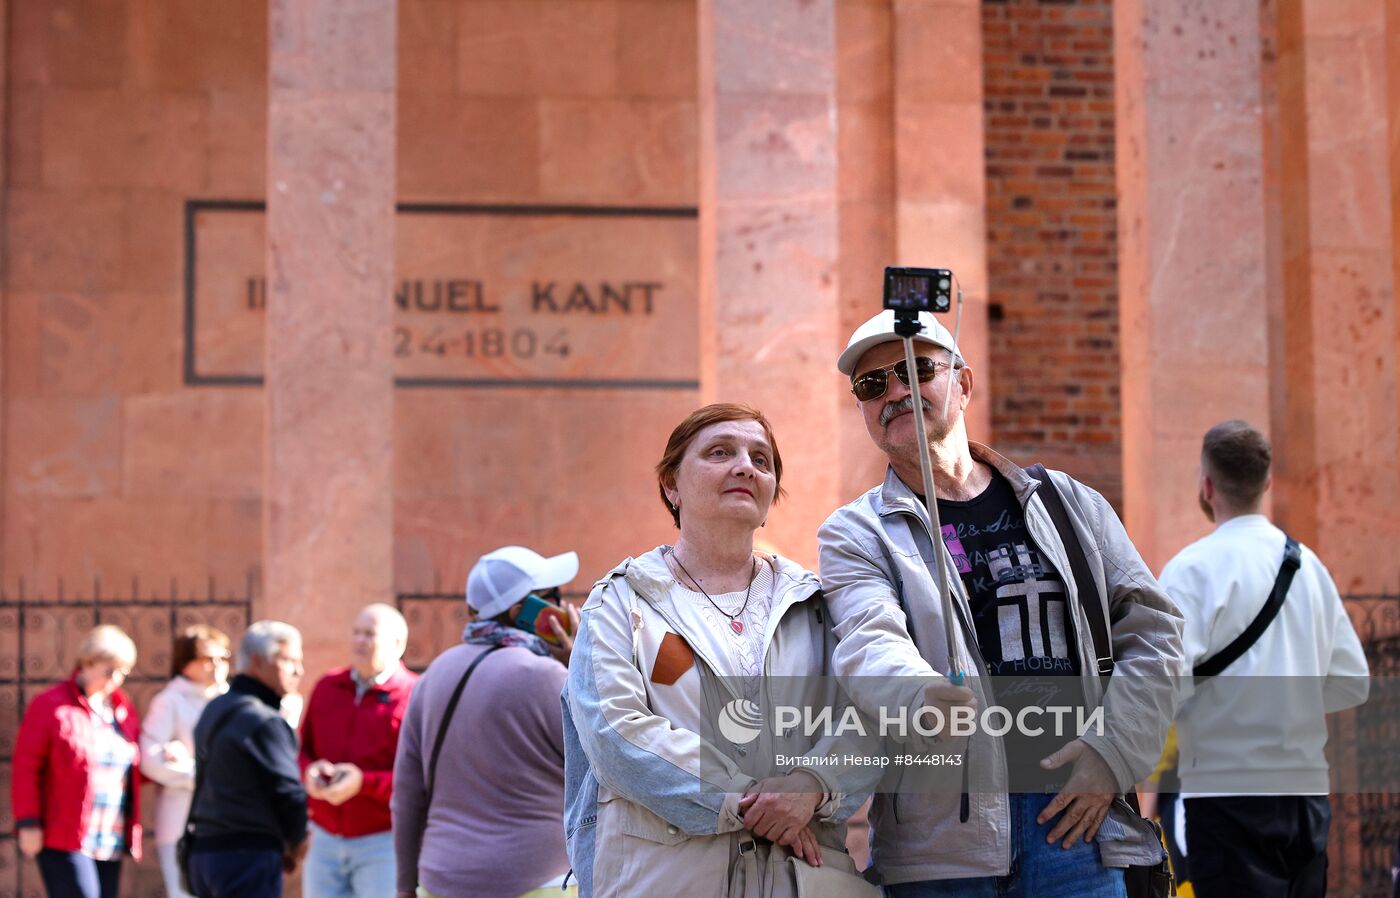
[426,645,504,806]
[1026,464,1114,678]
[1193,535,1301,678]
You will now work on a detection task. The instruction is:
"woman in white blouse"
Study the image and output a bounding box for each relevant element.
[139,625,231,898]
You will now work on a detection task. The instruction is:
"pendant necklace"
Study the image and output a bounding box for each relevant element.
[669,550,757,635]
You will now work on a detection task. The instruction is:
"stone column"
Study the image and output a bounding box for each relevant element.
[1388,0,1400,487]
[1275,0,1400,592]
[264,0,396,674]
[891,0,990,439]
[0,0,8,579]
[697,0,840,569]
[836,2,898,499]
[1114,0,1272,571]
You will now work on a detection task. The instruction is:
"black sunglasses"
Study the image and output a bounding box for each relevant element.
[850,356,949,403]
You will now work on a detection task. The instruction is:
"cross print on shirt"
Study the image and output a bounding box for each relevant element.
[988,543,1070,662]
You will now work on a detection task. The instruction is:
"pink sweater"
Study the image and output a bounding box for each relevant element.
[392,642,569,898]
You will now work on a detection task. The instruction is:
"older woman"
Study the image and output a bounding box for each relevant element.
[564,403,880,898]
[140,625,232,898]
[12,625,142,898]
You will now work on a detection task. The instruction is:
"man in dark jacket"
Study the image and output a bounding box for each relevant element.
[186,620,308,898]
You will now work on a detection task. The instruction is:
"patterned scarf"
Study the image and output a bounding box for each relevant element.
[463,620,552,657]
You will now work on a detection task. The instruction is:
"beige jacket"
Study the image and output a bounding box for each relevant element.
[139,675,226,845]
[564,549,879,898]
[818,444,1185,884]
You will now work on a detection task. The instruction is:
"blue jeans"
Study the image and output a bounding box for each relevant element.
[35,850,121,898]
[302,823,396,898]
[884,794,1127,898]
[187,847,283,898]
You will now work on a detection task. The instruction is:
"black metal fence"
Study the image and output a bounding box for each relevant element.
[0,582,1392,896]
[394,589,585,673]
[390,589,1400,897]
[1329,595,1400,898]
[0,577,255,898]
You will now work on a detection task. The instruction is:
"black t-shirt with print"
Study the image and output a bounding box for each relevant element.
[932,471,1085,788]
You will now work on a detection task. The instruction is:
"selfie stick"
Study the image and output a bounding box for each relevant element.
[894,300,966,688]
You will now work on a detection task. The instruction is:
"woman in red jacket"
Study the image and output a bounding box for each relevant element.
[12,625,142,898]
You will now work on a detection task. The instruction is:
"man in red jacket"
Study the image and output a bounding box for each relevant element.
[299,603,417,898]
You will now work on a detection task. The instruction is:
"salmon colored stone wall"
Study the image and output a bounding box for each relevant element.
[836,0,899,504]
[0,1,706,615]
[4,0,1400,697]
[2,1,269,594]
[893,0,992,441]
[264,0,398,676]
[1115,0,1274,573]
[390,0,704,600]
[1273,0,1400,592]
[697,0,842,565]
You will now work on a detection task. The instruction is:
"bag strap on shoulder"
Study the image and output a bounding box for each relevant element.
[1192,535,1301,678]
[426,644,504,806]
[1026,463,1114,678]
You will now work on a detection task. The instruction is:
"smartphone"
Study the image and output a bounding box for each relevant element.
[516,594,567,645]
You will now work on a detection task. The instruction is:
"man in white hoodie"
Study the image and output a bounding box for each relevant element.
[1159,419,1370,898]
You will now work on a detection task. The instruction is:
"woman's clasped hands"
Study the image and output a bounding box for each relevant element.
[738,770,826,867]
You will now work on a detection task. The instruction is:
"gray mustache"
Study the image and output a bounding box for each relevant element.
[880,395,933,427]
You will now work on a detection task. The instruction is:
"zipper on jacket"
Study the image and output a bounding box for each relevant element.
[888,506,989,685]
[890,504,992,825]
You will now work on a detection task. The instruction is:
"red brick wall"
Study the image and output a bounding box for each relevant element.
[981,0,1122,508]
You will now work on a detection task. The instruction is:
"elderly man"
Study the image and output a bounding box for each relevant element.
[818,310,1183,896]
[299,604,418,898]
[185,620,308,898]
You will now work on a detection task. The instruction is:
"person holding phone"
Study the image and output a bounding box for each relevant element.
[298,604,417,898]
[392,545,581,898]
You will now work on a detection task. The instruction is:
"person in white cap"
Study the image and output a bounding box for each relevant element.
[817,310,1184,896]
[392,546,581,898]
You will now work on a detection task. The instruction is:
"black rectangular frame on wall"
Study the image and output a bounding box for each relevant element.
[182,199,702,391]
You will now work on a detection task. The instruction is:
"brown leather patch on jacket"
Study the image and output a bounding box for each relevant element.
[650,631,695,686]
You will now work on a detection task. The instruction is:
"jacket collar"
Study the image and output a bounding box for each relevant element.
[63,673,94,712]
[1213,513,1270,534]
[345,661,412,692]
[877,440,1039,516]
[173,674,226,700]
[64,672,135,715]
[229,673,283,710]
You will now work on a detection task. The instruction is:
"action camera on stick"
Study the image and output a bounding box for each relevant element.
[883,266,953,335]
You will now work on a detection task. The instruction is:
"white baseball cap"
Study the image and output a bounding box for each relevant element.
[466,546,580,620]
[837,310,964,377]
